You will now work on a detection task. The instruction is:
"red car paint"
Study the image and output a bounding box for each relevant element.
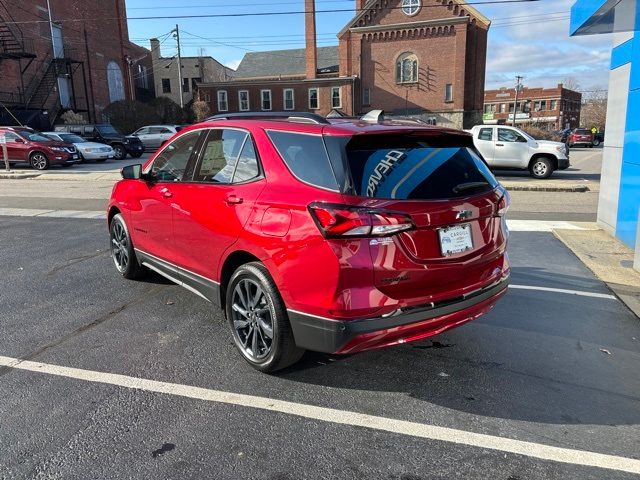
[108,117,510,355]
[0,127,79,168]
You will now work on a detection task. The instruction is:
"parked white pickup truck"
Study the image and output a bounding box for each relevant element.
[469,125,570,179]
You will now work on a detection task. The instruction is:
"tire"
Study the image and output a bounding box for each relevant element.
[112,144,127,160]
[109,213,146,280]
[529,157,554,179]
[593,138,601,147]
[29,152,49,170]
[226,262,304,372]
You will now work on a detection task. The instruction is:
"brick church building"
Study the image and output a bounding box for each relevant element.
[198,0,490,128]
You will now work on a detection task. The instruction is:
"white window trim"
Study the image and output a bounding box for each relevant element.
[331,86,342,109]
[401,0,421,16]
[238,90,250,111]
[308,88,319,110]
[217,90,228,112]
[261,89,272,111]
[283,88,295,110]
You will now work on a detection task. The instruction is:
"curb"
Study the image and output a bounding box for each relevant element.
[502,184,590,193]
[0,173,41,180]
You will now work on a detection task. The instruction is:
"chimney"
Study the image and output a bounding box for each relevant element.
[305,0,317,79]
[150,38,161,60]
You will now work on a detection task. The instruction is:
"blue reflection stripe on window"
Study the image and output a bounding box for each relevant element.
[387,148,459,199]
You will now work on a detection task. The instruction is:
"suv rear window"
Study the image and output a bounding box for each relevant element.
[575,129,592,135]
[267,131,338,190]
[334,134,498,200]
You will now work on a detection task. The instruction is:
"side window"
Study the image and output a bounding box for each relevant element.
[193,129,247,183]
[267,131,338,190]
[151,131,201,182]
[3,132,19,142]
[478,128,493,141]
[498,128,523,143]
[233,139,260,183]
[83,126,96,136]
[136,127,149,135]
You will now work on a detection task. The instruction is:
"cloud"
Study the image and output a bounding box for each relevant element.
[225,59,242,70]
[482,0,612,90]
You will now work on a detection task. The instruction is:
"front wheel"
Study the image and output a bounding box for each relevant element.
[109,213,146,279]
[226,262,304,372]
[112,144,127,160]
[30,152,49,170]
[529,157,554,179]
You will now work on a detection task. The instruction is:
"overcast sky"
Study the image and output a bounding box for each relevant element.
[126,0,612,92]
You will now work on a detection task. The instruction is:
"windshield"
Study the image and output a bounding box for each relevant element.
[96,125,121,135]
[24,132,52,142]
[59,134,86,143]
[519,130,535,141]
[333,134,499,200]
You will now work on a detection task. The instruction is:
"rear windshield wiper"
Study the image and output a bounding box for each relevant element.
[452,182,489,194]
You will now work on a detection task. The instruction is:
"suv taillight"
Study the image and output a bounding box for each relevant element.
[496,191,510,217]
[308,203,415,238]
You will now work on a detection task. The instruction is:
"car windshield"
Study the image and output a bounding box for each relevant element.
[575,129,591,135]
[329,134,499,200]
[96,125,121,135]
[59,134,86,143]
[24,132,52,142]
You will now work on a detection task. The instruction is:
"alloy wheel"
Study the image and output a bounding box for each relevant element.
[31,154,48,170]
[533,161,548,178]
[231,278,274,361]
[114,146,125,159]
[110,220,129,273]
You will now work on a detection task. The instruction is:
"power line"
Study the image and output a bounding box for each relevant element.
[1,0,545,25]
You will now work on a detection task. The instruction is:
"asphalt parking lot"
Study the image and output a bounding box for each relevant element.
[0,213,639,479]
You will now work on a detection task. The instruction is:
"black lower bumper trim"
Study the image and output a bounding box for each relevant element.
[288,277,510,353]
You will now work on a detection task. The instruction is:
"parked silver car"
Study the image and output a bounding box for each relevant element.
[43,132,114,162]
[131,125,183,150]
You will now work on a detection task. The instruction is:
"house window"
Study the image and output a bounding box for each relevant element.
[239,90,249,111]
[261,89,272,111]
[426,117,436,125]
[107,61,125,102]
[363,88,371,106]
[540,100,547,111]
[217,90,228,112]
[396,52,418,84]
[524,100,531,113]
[401,0,421,16]
[309,88,319,110]
[162,78,171,94]
[331,86,341,109]
[550,99,558,110]
[509,103,515,113]
[191,77,201,91]
[445,83,453,103]
[284,89,295,110]
[500,103,506,113]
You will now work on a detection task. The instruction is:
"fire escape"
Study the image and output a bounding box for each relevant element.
[0,6,90,126]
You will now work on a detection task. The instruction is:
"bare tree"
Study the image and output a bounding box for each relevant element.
[581,88,608,130]
[562,77,581,92]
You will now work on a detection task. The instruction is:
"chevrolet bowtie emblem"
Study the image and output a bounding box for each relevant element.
[456,210,473,220]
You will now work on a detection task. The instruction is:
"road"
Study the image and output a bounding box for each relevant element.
[0,215,639,479]
[0,148,603,222]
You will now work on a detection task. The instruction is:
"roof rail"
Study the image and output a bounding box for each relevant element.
[206,112,330,125]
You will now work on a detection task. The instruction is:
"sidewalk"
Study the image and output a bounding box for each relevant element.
[554,228,640,318]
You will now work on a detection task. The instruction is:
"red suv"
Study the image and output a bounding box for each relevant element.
[568,128,594,148]
[0,127,80,169]
[108,112,510,372]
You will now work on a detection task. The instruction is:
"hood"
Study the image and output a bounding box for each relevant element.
[537,140,566,148]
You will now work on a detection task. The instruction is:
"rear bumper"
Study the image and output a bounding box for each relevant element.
[288,276,509,354]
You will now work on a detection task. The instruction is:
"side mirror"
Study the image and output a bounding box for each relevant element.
[121,164,143,180]
[14,138,25,143]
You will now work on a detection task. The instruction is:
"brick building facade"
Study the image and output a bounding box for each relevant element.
[483,84,582,130]
[0,0,153,128]
[198,0,490,129]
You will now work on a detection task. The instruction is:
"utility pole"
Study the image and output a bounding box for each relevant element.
[172,24,184,109]
[513,75,523,127]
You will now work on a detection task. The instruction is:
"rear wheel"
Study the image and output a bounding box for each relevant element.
[29,152,49,170]
[529,157,554,179]
[593,138,601,147]
[226,262,304,372]
[109,213,145,279]
[112,144,127,160]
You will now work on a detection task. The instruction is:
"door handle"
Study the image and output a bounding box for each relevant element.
[496,143,505,147]
[160,187,173,198]
[226,195,243,205]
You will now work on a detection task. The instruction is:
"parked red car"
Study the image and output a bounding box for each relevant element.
[568,128,594,148]
[0,127,80,169]
[108,112,510,372]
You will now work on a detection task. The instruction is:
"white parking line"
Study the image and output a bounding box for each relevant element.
[0,207,106,220]
[507,220,597,232]
[0,355,638,475]
[510,284,618,301]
